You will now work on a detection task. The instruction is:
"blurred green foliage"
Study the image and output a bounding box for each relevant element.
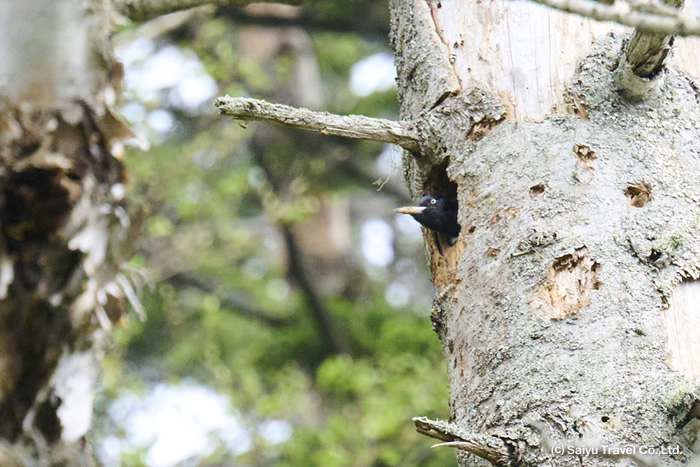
[96,3,455,466]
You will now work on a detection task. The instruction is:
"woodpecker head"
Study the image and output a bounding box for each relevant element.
[395,194,460,242]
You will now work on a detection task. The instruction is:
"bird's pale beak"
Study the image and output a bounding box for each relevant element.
[394,206,426,215]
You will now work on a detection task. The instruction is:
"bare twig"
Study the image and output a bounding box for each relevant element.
[215,96,422,153]
[526,0,700,37]
[413,417,513,465]
[216,7,390,38]
[113,7,213,47]
[115,0,390,36]
[114,0,232,21]
[337,157,410,202]
[114,0,304,22]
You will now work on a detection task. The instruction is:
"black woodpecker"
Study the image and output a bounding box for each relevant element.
[395,195,460,244]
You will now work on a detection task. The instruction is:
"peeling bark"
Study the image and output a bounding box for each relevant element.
[0,0,140,463]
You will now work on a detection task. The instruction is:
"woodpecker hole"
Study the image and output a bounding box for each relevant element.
[34,391,62,444]
[421,161,462,289]
[648,249,663,262]
[573,143,596,170]
[624,181,652,207]
[601,416,610,423]
[423,161,457,204]
[529,183,545,196]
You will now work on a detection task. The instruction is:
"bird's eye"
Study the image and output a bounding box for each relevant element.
[430,198,437,205]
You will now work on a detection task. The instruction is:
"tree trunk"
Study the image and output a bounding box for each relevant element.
[390,0,700,465]
[0,0,140,464]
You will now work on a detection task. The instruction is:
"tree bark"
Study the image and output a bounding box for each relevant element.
[389,0,700,465]
[0,0,140,464]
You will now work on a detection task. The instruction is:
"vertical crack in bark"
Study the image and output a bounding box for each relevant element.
[423,0,463,95]
[390,0,463,118]
[530,246,602,320]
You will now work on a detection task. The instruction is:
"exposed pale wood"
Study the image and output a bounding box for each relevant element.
[530,247,602,320]
[665,281,700,379]
[431,0,700,121]
[669,1,700,78]
[432,1,621,120]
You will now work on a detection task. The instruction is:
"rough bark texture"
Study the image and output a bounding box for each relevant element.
[391,0,700,465]
[0,0,140,464]
[447,39,700,464]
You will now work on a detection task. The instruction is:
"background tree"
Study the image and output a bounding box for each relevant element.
[0,0,143,464]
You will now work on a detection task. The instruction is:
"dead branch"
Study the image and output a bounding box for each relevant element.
[215,96,422,153]
[528,0,700,37]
